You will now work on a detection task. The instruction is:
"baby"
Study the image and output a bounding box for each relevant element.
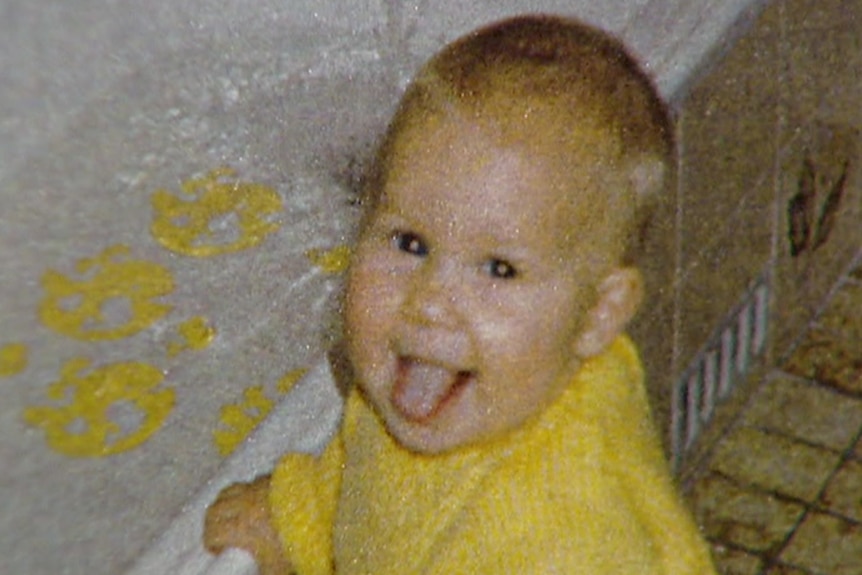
[205,14,717,574]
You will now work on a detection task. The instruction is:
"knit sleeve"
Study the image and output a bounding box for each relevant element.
[269,434,344,575]
[598,337,717,574]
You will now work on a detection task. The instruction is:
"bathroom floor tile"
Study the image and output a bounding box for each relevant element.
[816,280,862,341]
[820,459,862,522]
[709,426,841,502]
[710,544,764,575]
[783,328,862,396]
[742,375,862,451]
[764,564,815,575]
[781,0,862,33]
[689,473,805,552]
[779,511,862,575]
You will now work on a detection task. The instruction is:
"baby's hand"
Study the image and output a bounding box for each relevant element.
[203,475,294,575]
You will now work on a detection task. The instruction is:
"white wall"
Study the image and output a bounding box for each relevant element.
[1,0,763,181]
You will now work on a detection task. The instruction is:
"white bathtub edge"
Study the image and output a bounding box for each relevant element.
[125,356,343,575]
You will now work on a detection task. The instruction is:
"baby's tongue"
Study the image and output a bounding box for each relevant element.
[392,358,458,422]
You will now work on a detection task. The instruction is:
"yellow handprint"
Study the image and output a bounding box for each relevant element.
[213,386,273,457]
[23,357,174,457]
[39,245,174,341]
[212,367,307,456]
[151,167,283,257]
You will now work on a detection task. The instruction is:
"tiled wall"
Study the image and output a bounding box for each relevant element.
[631,0,862,476]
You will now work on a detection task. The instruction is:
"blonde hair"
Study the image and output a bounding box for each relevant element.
[365,14,674,260]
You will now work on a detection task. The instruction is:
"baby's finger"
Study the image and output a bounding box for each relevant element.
[203,514,230,553]
[215,481,252,501]
[204,502,249,552]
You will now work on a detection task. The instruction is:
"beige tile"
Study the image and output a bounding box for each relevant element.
[689,473,805,552]
[780,0,862,137]
[742,375,862,451]
[781,0,862,33]
[628,300,676,457]
[676,4,780,347]
[780,511,862,575]
[672,185,774,474]
[784,327,862,396]
[820,459,862,522]
[675,180,774,366]
[773,124,861,357]
[676,371,772,484]
[742,0,781,38]
[783,26,862,132]
[710,544,764,575]
[764,564,813,575]
[772,271,820,363]
[817,280,862,342]
[628,168,680,457]
[710,426,841,502]
[635,158,679,311]
[679,29,779,271]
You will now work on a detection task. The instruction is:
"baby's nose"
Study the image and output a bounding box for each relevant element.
[403,261,460,327]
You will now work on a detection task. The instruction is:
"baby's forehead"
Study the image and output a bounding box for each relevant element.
[399,101,620,169]
[389,121,632,229]
[390,111,627,197]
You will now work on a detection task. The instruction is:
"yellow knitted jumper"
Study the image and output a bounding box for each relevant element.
[269,336,716,574]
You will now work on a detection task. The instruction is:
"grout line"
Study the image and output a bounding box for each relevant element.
[773,245,862,367]
[674,271,771,473]
[694,257,862,574]
[761,423,862,573]
[672,110,685,386]
[680,368,770,492]
[670,109,685,460]
[770,368,862,402]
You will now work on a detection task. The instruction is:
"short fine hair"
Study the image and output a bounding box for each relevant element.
[364,14,675,259]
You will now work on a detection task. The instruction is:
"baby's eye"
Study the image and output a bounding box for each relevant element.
[485,258,518,280]
[393,231,428,256]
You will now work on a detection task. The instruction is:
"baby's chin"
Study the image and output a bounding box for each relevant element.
[385,418,480,455]
[372,390,503,455]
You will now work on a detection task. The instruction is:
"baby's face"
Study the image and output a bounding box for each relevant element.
[344,115,628,454]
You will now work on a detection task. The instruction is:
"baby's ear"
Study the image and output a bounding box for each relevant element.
[573,267,644,359]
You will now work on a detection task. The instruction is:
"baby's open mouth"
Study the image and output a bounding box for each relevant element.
[392,356,474,423]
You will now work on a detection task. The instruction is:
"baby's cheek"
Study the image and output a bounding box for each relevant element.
[345,263,402,345]
[498,335,578,415]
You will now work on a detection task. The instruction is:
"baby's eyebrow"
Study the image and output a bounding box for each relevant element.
[479,239,537,262]
[370,201,402,218]
[371,210,418,234]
